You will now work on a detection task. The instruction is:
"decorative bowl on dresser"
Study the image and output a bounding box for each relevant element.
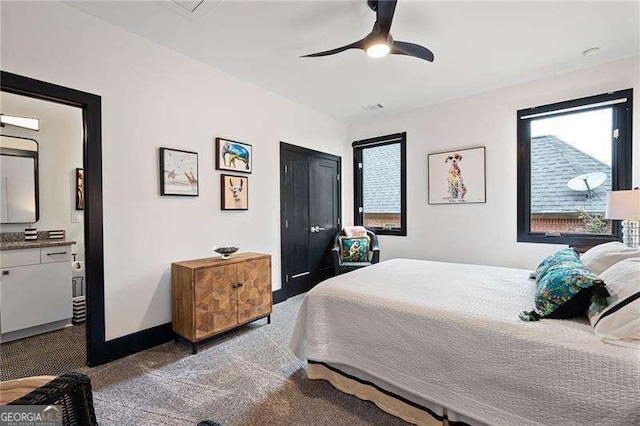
[171,252,272,354]
[213,246,239,259]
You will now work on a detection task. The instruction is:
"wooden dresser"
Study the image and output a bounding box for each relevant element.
[171,252,272,354]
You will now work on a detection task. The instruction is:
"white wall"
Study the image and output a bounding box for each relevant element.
[1,1,348,340]
[348,56,640,271]
[0,92,85,281]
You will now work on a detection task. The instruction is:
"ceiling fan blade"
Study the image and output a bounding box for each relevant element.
[375,0,397,36]
[391,41,435,62]
[301,39,365,57]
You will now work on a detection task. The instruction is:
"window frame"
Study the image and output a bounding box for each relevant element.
[353,132,407,236]
[517,89,633,246]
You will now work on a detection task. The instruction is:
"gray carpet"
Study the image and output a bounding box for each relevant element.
[81,294,409,425]
[1,323,86,381]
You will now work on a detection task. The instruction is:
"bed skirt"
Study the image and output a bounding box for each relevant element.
[308,361,446,426]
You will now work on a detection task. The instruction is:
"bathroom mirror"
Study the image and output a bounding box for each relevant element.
[0,135,39,223]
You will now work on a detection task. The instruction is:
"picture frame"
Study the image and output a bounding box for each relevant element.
[216,138,252,174]
[221,174,248,211]
[75,168,84,210]
[159,147,199,196]
[428,146,486,205]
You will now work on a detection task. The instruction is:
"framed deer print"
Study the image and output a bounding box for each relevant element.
[221,174,248,210]
[159,148,199,196]
[216,138,252,174]
[428,146,486,205]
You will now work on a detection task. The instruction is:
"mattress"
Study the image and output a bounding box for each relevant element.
[290,259,640,426]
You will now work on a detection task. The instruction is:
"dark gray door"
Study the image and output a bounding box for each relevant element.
[280,143,341,298]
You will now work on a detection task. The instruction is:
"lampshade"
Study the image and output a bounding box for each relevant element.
[606,189,640,220]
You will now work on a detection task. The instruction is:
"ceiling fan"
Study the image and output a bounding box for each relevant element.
[302,0,434,62]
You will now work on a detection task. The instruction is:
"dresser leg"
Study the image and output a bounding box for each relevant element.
[174,335,180,343]
[192,343,198,355]
[267,315,271,325]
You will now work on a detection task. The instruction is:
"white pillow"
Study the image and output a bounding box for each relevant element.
[580,241,640,275]
[587,258,640,347]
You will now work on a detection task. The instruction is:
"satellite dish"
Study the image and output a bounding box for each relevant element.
[567,172,607,198]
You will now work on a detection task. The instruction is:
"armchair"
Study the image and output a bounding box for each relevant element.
[2,372,97,426]
[332,228,380,275]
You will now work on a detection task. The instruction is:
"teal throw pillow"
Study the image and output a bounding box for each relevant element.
[520,248,610,321]
[339,237,369,263]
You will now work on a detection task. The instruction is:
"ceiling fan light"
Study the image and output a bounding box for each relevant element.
[366,43,390,58]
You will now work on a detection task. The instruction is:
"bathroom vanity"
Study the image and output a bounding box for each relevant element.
[0,135,79,342]
[0,239,75,342]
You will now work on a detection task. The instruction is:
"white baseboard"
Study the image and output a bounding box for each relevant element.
[1,318,73,343]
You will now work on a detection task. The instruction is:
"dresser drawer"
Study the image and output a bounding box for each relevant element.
[41,246,72,264]
[0,248,41,268]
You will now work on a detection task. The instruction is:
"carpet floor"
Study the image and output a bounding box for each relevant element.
[81,294,408,426]
[1,323,86,381]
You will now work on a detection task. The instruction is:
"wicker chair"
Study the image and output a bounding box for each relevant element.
[331,228,380,275]
[4,372,97,426]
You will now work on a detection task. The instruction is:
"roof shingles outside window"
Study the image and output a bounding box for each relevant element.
[362,144,401,214]
[530,135,611,215]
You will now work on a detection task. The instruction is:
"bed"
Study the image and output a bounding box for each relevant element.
[289,259,640,426]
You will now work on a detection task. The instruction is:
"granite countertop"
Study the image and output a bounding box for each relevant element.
[0,240,76,251]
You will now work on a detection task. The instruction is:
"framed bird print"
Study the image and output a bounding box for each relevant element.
[159,147,199,196]
[216,138,252,174]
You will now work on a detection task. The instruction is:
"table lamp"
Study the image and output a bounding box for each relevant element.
[606,188,640,247]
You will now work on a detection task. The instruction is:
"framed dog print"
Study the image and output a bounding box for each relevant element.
[216,138,252,174]
[221,174,248,210]
[159,148,199,196]
[428,146,486,205]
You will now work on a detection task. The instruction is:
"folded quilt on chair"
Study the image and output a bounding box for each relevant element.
[343,226,368,237]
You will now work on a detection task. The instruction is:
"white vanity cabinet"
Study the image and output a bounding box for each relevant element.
[0,245,73,341]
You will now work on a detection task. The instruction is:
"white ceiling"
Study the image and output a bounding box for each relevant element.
[66,1,640,121]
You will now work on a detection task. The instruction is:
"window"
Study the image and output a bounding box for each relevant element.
[517,90,633,246]
[353,132,407,236]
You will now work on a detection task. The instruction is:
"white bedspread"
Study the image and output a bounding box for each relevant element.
[290,259,640,426]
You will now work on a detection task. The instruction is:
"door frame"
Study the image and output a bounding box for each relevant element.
[1,71,107,366]
[279,142,341,301]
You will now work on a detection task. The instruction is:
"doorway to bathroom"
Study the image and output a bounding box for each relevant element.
[0,89,89,379]
[0,93,87,379]
[0,72,105,374]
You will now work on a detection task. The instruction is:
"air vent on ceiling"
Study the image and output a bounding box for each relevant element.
[171,0,204,13]
[362,104,384,112]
